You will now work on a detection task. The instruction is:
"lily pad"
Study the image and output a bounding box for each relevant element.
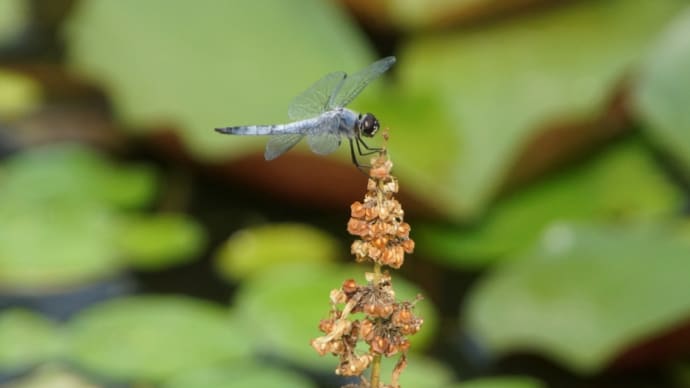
[163,363,316,388]
[0,144,158,288]
[64,0,374,158]
[378,354,456,388]
[68,296,253,381]
[0,0,28,48]
[634,6,690,175]
[416,139,682,266]
[0,310,65,371]
[394,0,685,218]
[0,69,42,119]
[118,214,206,270]
[0,143,156,210]
[234,262,437,370]
[465,222,690,374]
[450,376,545,388]
[214,223,339,281]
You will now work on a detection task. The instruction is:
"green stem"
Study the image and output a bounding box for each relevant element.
[370,353,382,388]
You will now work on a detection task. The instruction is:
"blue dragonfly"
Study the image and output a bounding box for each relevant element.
[215,56,396,168]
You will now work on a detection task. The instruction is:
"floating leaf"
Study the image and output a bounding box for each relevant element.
[163,363,316,388]
[68,296,252,381]
[634,6,690,175]
[0,144,158,288]
[0,0,28,48]
[450,376,546,388]
[2,365,103,388]
[234,262,437,370]
[0,69,42,118]
[395,0,685,218]
[214,223,339,281]
[465,222,690,373]
[0,144,156,209]
[0,203,120,288]
[64,0,374,158]
[416,139,682,266]
[379,354,456,388]
[0,310,65,371]
[118,214,206,270]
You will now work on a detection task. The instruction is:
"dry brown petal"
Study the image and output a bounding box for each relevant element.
[347,218,369,236]
[319,319,334,333]
[364,207,378,221]
[330,289,347,304]
[350,201,366,218]
[401,239,415,253]
[370,221,386,235]
[367,178,377,192]
[360,319,374,340]
[396,223,411,238]
[382,178,399,194]
[371,236,388,250]
[370,335,388,354]
[367,245,382,259]
[342,279,358,295]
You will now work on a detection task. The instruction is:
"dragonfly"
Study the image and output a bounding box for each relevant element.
[215,56,396,168]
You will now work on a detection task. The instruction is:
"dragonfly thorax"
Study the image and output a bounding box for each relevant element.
[358,113,380,137]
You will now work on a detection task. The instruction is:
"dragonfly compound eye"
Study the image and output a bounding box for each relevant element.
[360,113,380,137]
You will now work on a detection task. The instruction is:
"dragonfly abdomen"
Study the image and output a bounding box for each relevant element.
[215,117,323,136]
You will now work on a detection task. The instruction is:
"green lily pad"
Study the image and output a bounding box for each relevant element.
[234,262,437,370]
[3,365,103,388]
[378,354,456,388]
[465,222,690,374]
[68,296,253,381]
[416,139,682,266]
[394,0,685,219]
[634,6,690,175]
[0,0,28,48]
[118,214,206,270]
[214,223,339,281]
[64,0,374,158]
[164,363,316,388]
[450,376,546,388]
[0,143,156,210]
[0,310,65,371]
[0,203,121,289]
[0,144,159,288]
[0,69,42,118]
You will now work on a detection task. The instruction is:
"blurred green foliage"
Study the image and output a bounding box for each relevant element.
[466,222,690,373]
[634,7,690,173]
[0,144,204,288]
[417,139,682,265]
[0,310,65,370]
[214,223,340,281]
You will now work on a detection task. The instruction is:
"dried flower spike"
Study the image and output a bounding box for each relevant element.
[312,134,422,388]
[347,154,415,269]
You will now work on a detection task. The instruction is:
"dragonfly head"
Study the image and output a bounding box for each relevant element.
[359,113,380,137]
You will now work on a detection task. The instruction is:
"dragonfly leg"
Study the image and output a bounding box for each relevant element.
[355,135,381,156]
[349,138,370,172]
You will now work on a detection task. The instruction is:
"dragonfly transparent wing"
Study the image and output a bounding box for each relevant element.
[331,56,396,109]
[304,113,342,155]
[306,132,341,155]
[287,71,346,120]
[264,133,304,160]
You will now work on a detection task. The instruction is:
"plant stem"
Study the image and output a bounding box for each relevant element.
[370,353,382,388]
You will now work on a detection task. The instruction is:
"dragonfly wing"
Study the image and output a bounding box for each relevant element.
[307,132,342,155]
[306,115,341,155]
[331,56,396,108]
[288,71,346,120]
[264,133,304,160]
